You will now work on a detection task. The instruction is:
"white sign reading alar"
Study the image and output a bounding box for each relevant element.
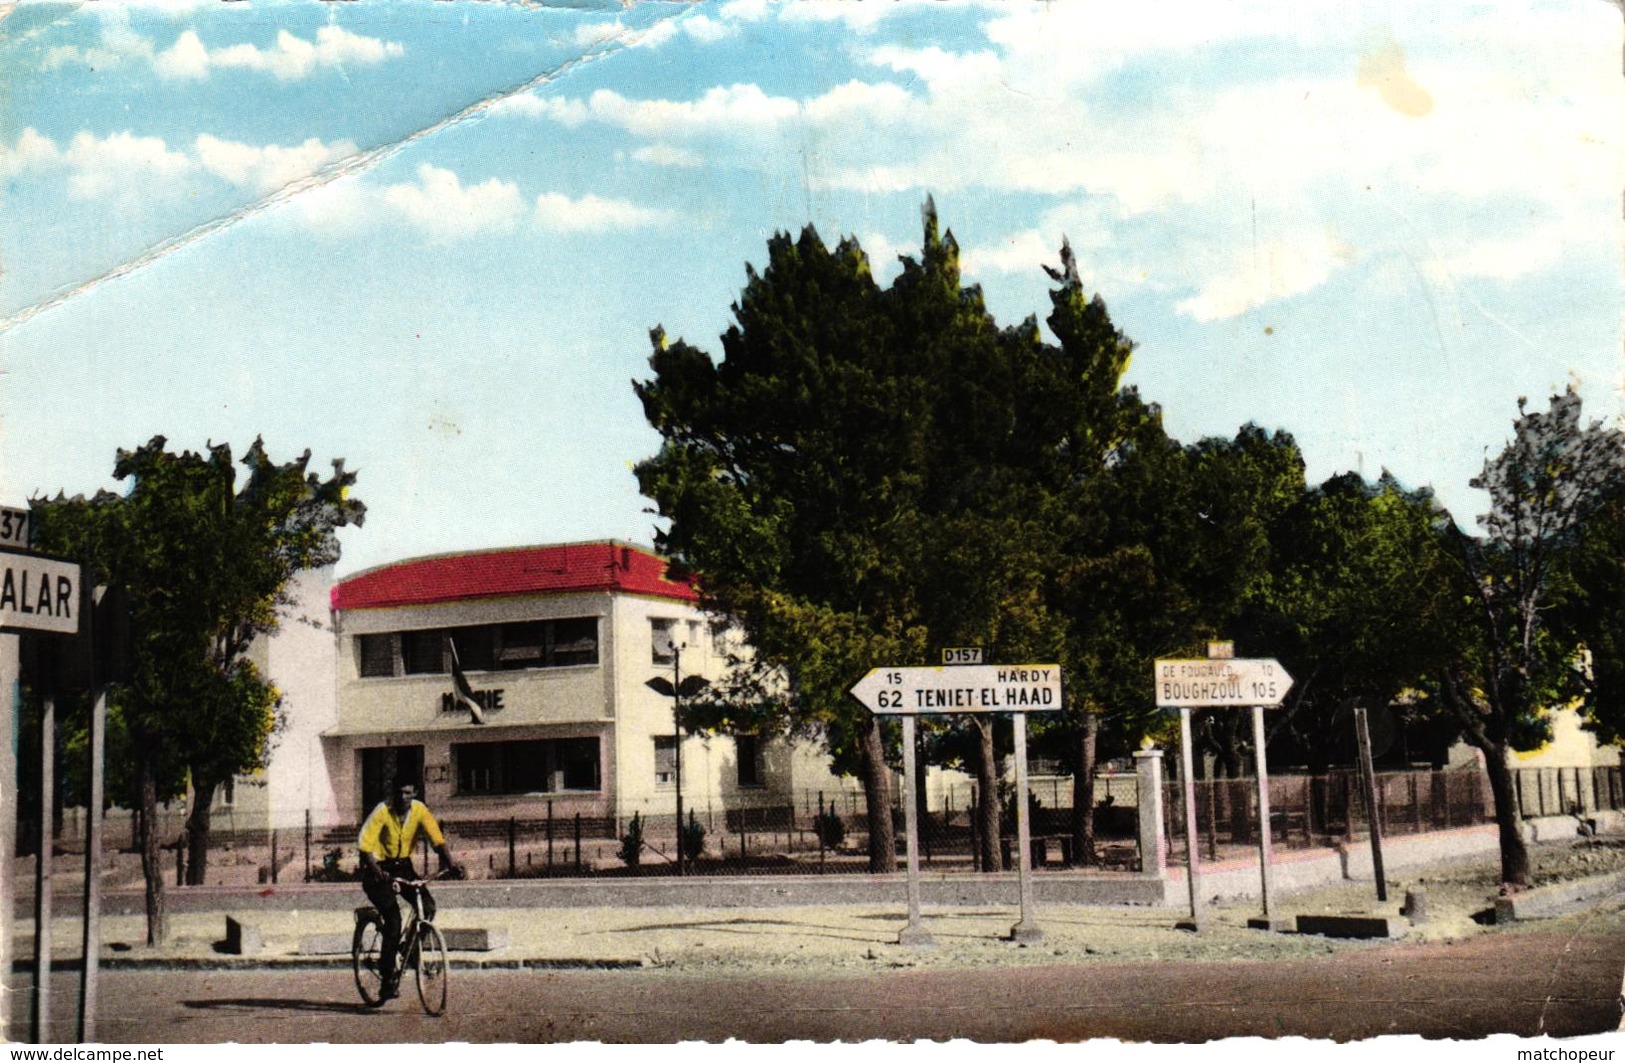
[850,664,1062,715]
[0,549,81,634]
[0,506,30,550]
[1154,658,1293,708]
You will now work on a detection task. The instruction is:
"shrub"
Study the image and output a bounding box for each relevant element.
[813,809,846,849]
[619,812,644,867]
[309,847,357,883]
[681,811,706,861]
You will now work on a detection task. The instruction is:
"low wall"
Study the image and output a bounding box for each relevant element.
[1176,825,1500,906]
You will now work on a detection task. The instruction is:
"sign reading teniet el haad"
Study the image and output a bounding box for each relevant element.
[1154,657,1293,708]
[0,548,81,634]
[850,664,1062,715]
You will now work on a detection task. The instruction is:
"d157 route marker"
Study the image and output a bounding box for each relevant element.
[1154,657,1292,708]
[849,664,1061,715]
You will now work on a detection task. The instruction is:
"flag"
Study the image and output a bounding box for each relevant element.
[448,638,485,725]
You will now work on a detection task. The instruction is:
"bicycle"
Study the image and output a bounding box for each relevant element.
[352,870,452,1015]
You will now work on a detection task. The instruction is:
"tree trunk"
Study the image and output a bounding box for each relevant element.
[186,776,217,886]
[1481,741,1531,887]
[974,718,1000,872]
[137,756,166,945]
[1070,713,1099,867]
[858,716,896,873]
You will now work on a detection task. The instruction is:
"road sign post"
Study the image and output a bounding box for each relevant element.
[1156,654,1294,932]
[850,663,1061,946]
[898,715,931,946]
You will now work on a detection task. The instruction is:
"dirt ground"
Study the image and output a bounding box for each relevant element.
[12,838,1625,977]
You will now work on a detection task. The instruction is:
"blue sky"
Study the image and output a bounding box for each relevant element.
[2,0,1621,577]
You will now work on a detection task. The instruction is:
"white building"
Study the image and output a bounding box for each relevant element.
[320,541,853,831]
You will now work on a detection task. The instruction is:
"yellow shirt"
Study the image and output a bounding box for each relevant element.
[358,799,446,860]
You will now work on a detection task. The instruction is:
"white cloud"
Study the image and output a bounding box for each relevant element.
[194,134,356,193]
[533,193,674,232]
[683,15,737,45]
[570,13,733,51]
[630,144,704,168]
[490,94,590,125]
[154,26,404,81]
[778,0,960,31]
[286,178,372,236]
[0,128,64,178]
[382,165,525,239]
[3,127,363,204]
[62,130,193,200]
[1175,232,1356,322]
[584,84,800,137]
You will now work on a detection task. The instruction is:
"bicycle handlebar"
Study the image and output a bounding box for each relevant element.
[389,868,459,891]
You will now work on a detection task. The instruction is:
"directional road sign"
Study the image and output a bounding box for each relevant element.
[1154,657,1292,708]
[850,664,1062,715]
[0,547,81,635]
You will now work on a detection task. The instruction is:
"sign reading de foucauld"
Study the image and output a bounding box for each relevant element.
[0,548,81,635]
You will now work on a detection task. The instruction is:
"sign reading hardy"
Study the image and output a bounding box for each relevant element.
[1153,657,1293,708]
[849,664,1062,715]
[0,549,81,634]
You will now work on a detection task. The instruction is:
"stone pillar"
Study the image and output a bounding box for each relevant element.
[1135,749,1167,878]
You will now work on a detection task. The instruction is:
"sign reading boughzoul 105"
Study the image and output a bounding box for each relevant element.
[1154,658,1293,708]
[0,548,81,634]
[850,664,1062,715]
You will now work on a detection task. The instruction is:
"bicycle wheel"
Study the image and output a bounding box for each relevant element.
[414,922,449,1017]
[352,911,388,1008]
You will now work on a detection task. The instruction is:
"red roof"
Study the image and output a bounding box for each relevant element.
[331,541,698,611]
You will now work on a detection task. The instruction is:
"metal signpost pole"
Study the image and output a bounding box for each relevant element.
[850,660,1060,946]
[32,694,54,1043]
[897,714,931,946]
[1179,706,1202,931]
[1009,711,1042,943]
[1354,706,1388,902]
[78,687,106,1042]
[673,648,684,877]
[1156,651,1295,933]
[1249,704,1279,928]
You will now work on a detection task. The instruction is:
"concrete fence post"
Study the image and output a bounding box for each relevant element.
[1134,749,1167,879]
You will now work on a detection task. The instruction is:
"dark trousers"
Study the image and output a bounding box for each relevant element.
[362,859,435,983]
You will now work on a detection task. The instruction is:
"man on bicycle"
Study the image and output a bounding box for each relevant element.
[358,780,462,1000]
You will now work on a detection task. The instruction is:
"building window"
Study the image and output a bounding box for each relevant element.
[447,626,496,671]
[736,734,763,788]
[357,618,601,678]
[401,629,447,675]
[453,737,602,796]
[358,634,395,678]
[654,735,677,787]
[710,621,729,656]
[551,618,599,667]
[651,619,678,665]
[556,737,601,791]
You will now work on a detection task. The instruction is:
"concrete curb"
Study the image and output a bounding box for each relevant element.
[81,871,1175,915]
[1494,869,1625,923]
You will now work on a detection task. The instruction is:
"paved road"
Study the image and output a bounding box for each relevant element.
[11,927,1625,1043]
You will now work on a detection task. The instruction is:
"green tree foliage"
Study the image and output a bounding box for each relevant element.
[1561,491,1625,743]
[1262,472,1470,772]
[32,436,363,941]
[1440,390,1625,886]
[637,205,1134,870]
